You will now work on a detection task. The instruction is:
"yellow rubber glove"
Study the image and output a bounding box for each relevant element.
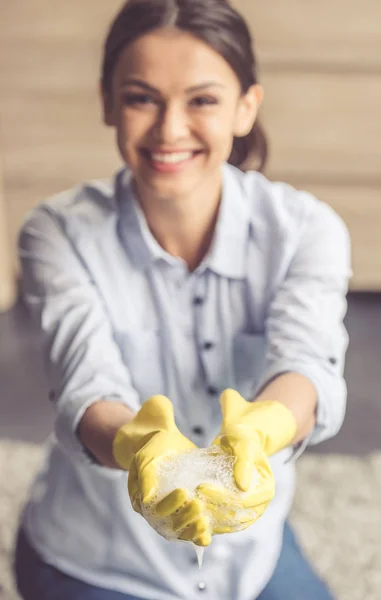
[197,389,297,533]
[112,395,211,546]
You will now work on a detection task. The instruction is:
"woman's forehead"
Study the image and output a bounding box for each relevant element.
[113,28,240,91]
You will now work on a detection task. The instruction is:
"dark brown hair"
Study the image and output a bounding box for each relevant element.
[101,0,268,172]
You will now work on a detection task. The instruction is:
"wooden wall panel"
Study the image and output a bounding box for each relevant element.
[0,1,122,262]
[234,0,381,69]
[1,0,121,40]
[1,0,380,294]
[260,72,381,183]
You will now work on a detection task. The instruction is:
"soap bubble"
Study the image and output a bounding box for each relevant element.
[136,446,258,545]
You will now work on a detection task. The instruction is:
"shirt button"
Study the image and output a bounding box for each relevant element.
[192,426,205,436]
[193,296,204,306]
[202,341,214,351]
[198,582,206,592]
[207,386,218,396]
[329,357,337,365]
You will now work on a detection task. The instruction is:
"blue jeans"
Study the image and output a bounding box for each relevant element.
[14,523,335,600]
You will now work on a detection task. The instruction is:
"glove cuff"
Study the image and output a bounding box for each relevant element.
[112,424,141,470]
[247,400,297,456]
[112,395,176,470]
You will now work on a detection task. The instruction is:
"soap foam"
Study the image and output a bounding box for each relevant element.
[137,446,258,546]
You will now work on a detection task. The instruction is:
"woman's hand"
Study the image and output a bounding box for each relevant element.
[197,389,297,533]
[113,395,212,546]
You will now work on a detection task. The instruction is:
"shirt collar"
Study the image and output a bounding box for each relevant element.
[202,163,250,279]
[117,164,251,279]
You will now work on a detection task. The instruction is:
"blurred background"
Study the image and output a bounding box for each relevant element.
[0,1,380,599]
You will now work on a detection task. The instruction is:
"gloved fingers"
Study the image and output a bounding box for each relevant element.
[211,509,258,535]
[236,509,258,525]
[212,524,235,535]
[138,395,176,430]
[201,498,256,531]
[210,435,223,448]
[232,474,275,510]
[197,483,262,511]
[233,456,256,492]
[139,460,159,505]
[212,522,247,535]
[219,428,262,492]
[223,504,267,533]
[131,445,183,510]
[204,500,236,521]
[219,389,248,424]
[196,476,274,510]
[172,498,204,531]
[232,439,274,494]
[135,433,198,505]
[178,515,210,544]
[154,488,189,517]
[217,424,264,492]
[248,500,269,521]
[239,478,275,510]
[211,507,258,535]
[193,530,212,547]
[127,459,143,514]
[196,482,243,507]
[196,482,235,505]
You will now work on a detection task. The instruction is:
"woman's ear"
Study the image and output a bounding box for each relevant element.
[100,83,116,127]
[234,84,264,138]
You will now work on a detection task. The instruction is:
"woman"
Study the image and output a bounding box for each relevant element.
[14,0,351,599]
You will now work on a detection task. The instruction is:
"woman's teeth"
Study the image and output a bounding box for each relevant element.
[151,152,194,164]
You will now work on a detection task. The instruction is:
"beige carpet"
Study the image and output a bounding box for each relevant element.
[1,441,380,600]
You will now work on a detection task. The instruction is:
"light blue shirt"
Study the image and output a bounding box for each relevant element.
[18,164,351,600]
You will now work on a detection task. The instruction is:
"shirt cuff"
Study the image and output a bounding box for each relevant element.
[54,389,140,474]
[254,359,346,462]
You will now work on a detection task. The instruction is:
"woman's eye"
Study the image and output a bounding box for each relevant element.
[191,96,219,107]
[123,94,156,106]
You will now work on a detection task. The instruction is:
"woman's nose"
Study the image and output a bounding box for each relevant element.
[155,103,189,144]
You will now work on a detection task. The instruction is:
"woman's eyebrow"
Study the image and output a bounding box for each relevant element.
[121,78,226,93]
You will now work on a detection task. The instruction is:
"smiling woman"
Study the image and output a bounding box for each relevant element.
[14,1,350,600]
[102,27,263,214]
[98,1,266,268]
[101,0,268,174]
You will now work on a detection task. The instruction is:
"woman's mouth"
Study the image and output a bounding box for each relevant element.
[141,149,203,173]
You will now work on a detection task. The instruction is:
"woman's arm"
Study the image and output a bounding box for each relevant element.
[19,206,141,467]
[78,401,136,468]
[255,197,351,452]
[255,372,317,445]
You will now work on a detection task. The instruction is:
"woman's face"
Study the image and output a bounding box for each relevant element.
[103,28,261,200]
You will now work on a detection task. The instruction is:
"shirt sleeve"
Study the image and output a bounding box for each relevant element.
[257,195,352,458]
[18,205,141,469]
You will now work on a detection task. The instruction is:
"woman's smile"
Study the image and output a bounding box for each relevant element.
[140,148,205,173]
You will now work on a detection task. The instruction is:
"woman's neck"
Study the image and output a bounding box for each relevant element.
[135,174,222,271]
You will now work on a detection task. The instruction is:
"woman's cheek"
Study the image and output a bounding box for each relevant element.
[202,113,236,150]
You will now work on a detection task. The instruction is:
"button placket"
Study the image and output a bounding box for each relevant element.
[163,267,195,332]
[194,277,223,400]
